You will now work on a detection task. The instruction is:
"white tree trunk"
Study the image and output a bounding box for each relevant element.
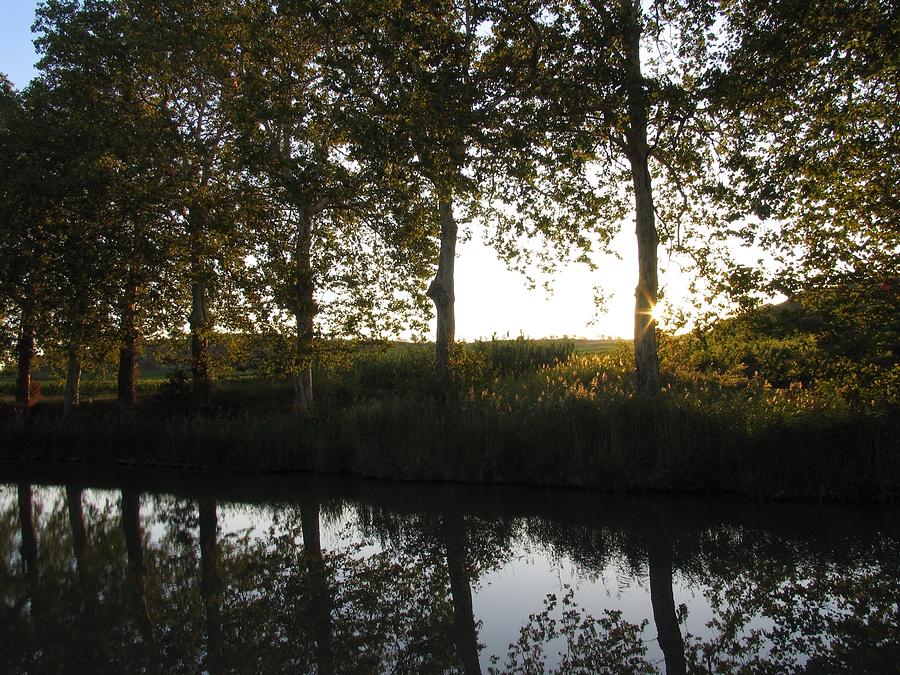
[624,1,661,396]
[427,191,458,401]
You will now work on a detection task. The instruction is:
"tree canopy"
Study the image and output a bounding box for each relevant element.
[0,0,894,407]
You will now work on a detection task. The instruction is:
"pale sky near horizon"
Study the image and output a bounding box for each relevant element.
[0,0,694,340]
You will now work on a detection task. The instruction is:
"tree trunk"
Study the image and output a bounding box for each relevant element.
[15,319,35,413]
[66,485,88,573]
[121,489,155,646]
[300,503,333,675]
[189,206,212,398]
[18,483,38,580]
[117,279,138,406]
[427,191,458,402]
[624,1,661,397]
[648,537,686,675]
[444,514,482,675]
[293,207,316,414]
[63,341,82,417]
[199,499,223,675]
[190,279,211,397]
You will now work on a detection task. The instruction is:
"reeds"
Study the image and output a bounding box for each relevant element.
[2,341,897,502]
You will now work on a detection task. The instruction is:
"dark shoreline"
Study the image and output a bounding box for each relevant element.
[3,457,899,529]
[3,400,897,504]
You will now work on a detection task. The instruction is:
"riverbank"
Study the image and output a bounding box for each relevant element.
[3,348,897,502]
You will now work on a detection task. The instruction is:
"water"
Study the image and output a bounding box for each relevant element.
[1,463,898,673]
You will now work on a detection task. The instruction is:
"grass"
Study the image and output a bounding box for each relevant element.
[2,339,897,502]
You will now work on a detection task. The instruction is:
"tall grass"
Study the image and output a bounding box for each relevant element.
[2,340,897,502]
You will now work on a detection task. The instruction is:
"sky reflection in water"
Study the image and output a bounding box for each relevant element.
[1,468,898,673]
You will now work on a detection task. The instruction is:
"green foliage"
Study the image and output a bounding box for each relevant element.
[713,0,899,297]
[662,282,900,414]
[3,333,898,500]
[1,2,897,496]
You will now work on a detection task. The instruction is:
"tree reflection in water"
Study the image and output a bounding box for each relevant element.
[199,498,223,674]
[443,513,483,675]
[0,478,897,673]
[121,488,156,650]
[65,486,87,582]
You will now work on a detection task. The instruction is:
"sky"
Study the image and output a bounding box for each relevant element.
[0,1,690,341]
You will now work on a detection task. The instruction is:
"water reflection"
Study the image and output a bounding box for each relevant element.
[1,466,898,673]
[444,513,481,675]
[199,498,223,674]
[648,525,685,675]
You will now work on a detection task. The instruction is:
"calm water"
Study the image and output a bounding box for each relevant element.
[1,464,898,674]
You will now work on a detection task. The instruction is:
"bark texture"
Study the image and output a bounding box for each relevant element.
[624,1,661,397]
[15,319,35,412]
[293,206,316,414]
[190,278,211,394]
[427,192,458,402]
[189,205,212,397]
[63,341,82,417]
[117,279,138,406]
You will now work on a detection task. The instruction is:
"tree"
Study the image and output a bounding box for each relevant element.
[124,1,255,396]
[0,78,57,414]
[230,0,436,413]
[353,0,617,400]
[506,0,722,396]
[34,0,184,406]
[359,0,482,402]
[35,74,127,416]
[714,0,899,298]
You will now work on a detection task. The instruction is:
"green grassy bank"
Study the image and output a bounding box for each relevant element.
[2,336,897,503]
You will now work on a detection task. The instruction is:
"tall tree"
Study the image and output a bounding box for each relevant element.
[508,0,722,396]
[231,0,436,413]
[355,0,616,400]
[348,0,487,401]
[34,0,183,407]
[0,78,54,414]
[125,1,254,397]
[39,74,126,416]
